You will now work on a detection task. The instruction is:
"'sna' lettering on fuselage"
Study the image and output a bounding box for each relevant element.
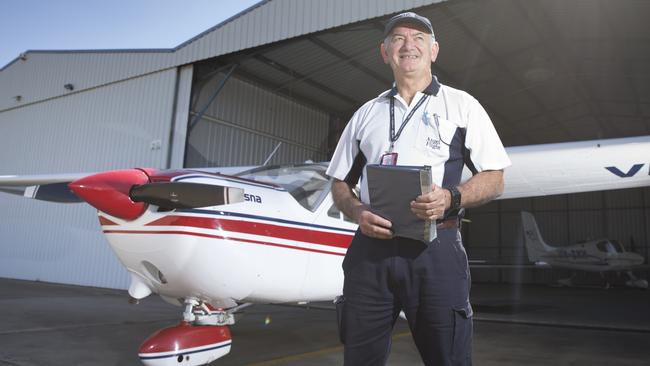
[244,193,262,203]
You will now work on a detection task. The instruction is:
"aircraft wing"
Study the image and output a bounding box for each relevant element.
[0,173,90,186]
[1,136,649,204]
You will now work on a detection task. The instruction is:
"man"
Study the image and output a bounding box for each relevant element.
[326,12,511,366]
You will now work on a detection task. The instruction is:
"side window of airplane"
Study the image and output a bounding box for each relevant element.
[327,204,355,223]
[610,240,625,253]
[596,240,621,254]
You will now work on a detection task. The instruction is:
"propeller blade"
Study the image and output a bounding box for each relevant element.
[129,182,244,209]
[27,182,83,203]
[0,182,82,203]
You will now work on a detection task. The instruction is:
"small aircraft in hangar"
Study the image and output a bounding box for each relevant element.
[1,135,649,365]
[520,211,649,289]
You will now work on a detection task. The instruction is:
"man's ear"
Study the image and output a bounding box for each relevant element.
[380,42,390,64]
[430,41,440,63]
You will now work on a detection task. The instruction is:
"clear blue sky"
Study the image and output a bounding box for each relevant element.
[0,0,262,69]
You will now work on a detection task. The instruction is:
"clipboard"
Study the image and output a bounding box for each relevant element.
[366,164,437,243]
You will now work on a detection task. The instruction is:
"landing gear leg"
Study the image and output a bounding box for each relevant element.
[557,272,576,287]
[190,301,252,326]
[625,271,649,289]
[599,272,611,289]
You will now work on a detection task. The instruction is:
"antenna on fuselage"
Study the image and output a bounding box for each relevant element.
[263,142,282,166]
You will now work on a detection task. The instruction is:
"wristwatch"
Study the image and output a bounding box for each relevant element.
[445,186,462,210]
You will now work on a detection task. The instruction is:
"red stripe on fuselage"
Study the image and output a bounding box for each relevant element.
[98,216,118,225]
[146,215,353,248]
[102,229,346,256]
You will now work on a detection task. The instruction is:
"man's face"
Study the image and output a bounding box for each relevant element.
[381,25,439,77]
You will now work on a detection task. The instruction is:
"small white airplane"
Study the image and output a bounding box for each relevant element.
[521,210,649,289]
[1,135,649,365]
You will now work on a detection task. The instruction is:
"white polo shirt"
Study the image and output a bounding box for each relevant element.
[326,79,511,204]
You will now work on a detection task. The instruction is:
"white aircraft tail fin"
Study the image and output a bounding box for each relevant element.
[521,211,554,262]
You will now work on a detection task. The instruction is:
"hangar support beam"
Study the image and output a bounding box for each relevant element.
[187,63,238,133]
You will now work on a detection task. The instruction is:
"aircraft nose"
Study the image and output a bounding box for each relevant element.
[68,169,150,220]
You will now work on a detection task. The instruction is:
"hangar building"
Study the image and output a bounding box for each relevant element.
[1,0,648,289]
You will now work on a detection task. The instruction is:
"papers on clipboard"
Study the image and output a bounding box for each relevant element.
[366,164,437,243]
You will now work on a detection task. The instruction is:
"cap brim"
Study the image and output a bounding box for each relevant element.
[384,19,433,37]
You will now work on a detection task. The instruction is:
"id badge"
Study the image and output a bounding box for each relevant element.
[380,152,398,165]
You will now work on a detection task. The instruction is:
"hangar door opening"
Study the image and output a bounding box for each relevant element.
[184,61,332,168]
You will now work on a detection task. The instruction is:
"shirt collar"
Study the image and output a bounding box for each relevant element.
[386,75,441,98]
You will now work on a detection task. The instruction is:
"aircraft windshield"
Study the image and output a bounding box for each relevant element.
[236,163,331,211]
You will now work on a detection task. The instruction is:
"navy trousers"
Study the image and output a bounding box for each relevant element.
[339,228,473,366]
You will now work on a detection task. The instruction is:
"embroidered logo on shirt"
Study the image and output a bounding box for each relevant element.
[425,136,440,150]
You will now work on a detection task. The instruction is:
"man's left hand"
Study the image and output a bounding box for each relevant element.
[410,185,450,221]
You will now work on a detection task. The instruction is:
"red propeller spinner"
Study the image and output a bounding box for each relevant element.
[68,169,150,220]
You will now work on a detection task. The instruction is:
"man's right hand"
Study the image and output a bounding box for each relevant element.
[331,179,393,239]
[353,205,393,239]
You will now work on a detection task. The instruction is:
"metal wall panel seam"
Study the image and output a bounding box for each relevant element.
[256,4,266,47]
[0,66,179,114]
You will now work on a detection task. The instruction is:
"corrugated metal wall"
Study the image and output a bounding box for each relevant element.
[0,68,179,289]
[0,52,176,112]
[467,188,650,285]
[185,72,329,167]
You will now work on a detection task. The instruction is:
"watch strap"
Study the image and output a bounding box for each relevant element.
[445,186,461,210]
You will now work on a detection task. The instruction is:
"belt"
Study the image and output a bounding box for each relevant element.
[436,217,458,230]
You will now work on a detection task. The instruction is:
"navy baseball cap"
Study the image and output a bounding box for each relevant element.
[383,12,434,38]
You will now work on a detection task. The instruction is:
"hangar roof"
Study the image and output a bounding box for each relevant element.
[0,0,443,111]
[2,0,649,147]
[204,0,650,146]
